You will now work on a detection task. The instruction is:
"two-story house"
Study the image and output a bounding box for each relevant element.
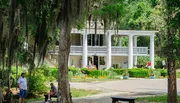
[49,23,157,69]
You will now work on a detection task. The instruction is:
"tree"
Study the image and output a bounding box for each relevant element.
[164,0,180,102]
[51,0,85,102]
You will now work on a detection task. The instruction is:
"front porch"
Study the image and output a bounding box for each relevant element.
[48,28,157,69]
[48,46,149,56]
[67,55,140,70]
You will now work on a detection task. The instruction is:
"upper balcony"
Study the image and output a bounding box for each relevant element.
[48,46,149,56]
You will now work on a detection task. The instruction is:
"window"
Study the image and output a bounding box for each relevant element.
[99,57,105,65]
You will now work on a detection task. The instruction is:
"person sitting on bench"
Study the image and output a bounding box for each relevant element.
[46,83,58,102]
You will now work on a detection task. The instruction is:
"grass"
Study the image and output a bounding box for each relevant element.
[26,97,44,102]
[136,95,180,102]
[26,88,100,102]
[70,76,121,82]
[71,88,100,97]
[70,78,117,82]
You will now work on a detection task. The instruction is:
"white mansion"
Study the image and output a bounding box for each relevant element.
[49,24,157,69]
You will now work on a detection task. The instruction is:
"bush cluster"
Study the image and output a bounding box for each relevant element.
[128,69,149,78]
[67,68,169,78]
[4,65,178,94]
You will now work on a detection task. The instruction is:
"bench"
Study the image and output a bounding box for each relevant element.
[111,96,135,103]
[44,94,57,102]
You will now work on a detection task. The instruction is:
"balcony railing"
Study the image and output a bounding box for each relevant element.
[48,46,148,55]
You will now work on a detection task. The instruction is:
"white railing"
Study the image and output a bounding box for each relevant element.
[133,47,148,54]
[70,46,83,53]
[111,47,128,54]
[49,46,148,55]
[88,46,107,54]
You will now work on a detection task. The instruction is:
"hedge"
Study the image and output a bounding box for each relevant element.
[48,67,180,79]
[109,69,124,75]
[89,70,109,78]
[128,69,149,78]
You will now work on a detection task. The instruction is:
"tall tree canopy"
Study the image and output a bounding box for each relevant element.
[1,0,180,103]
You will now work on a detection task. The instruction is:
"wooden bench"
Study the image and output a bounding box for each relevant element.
[44,94,57,102]
[111,96,135,103]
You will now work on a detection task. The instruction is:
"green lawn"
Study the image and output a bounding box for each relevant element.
[136,95,180,102]
[71,88,100,97]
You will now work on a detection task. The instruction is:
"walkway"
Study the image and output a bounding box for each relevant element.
[71,78,180,103]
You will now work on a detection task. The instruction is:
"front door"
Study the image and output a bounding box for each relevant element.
[93,56,98,69]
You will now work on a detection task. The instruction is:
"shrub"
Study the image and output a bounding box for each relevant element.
[28,70,48,93]
[81,68,90,75]
[154,70,161,78]
[156,69,168,77]
[74,69,85,77]
[154,56,163,68]
[68,67,80,75]
[137,56,149,66]
[38,64,51,77]
[36,65,56,81]
[177,72,180,78]
[108,71,118,79]
[122,69,129,76]
[50,68,58,80]
[128,69,149,78]
[89,70,109,78]
[110,69,124,75]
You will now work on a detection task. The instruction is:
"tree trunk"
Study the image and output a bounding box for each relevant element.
[167,27,177,103]
[57,21,72,103]
[167,58,177,103]
[8,0,16,89]
[16,53,18,90]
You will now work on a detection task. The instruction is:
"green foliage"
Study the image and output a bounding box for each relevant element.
[38,64,51,77]
[137,56,149,66]
[81,68,90,75]
[68,67,80,75]
[122,69,129,76]
[110,68,170,78]
[136,95,180,102]
[148,69,155,76]
[154,70,161,78]
[154,56,163,68]
[74,69,85,77]
[120,37,128,47]
[28,70,48,93]
[68,71,73,81]
[129,69,149,78]
[50,68,58,80]
[109,69,124,75]
[37,65,56,81]
[108,71,118,79]
[156,69,168,77]
[137,36,149,47]
[89,70,109,78]
[0,66,25,87]
[176,72,180,78]
[137,56,163,68]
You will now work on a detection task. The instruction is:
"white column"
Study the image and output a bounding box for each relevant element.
[128,35,133,68]
[83,32,88,68]
[150,35,155,69]
[133,36,138,66]
[106,31,112,69]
